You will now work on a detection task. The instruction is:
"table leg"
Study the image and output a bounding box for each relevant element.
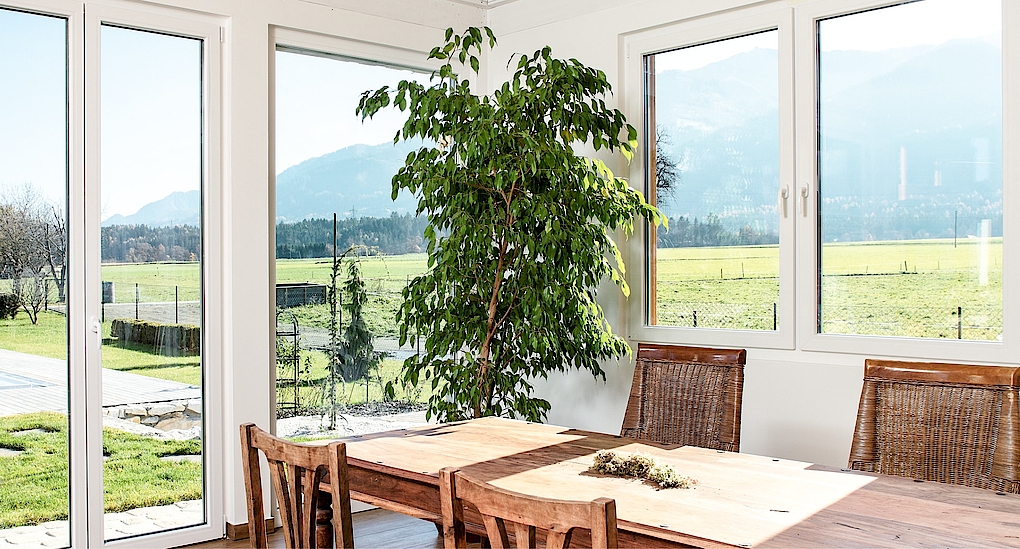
[316,492,333,548]
[434,519,487,546]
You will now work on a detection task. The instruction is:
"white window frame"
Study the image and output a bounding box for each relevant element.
[625,0,1018,364]
[623,4,797,350]
[267,26,442,415]
[794,0,1019,363]
[84,2,224,547]
[0,1,85,546]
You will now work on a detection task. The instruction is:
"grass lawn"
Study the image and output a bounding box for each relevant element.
[100,262,200,302]
[654,238,1002,339]
[277,351,432,411]
[0,311,201,386]
[276,255,427,338]
[0,412,202,528]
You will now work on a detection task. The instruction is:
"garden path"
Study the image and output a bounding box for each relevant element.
[0,348,200,416]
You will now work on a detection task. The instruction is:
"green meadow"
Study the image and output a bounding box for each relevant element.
[0,240,1002,403]
[654,238,1002,339]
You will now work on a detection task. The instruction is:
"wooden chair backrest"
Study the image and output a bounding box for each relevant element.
[621,343,746,452]
[239,423,354,548]
[850,359,1020,493]
[439,467,617,549]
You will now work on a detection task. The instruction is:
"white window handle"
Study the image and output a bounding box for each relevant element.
[799,184,810,217]
[778,185,790,218]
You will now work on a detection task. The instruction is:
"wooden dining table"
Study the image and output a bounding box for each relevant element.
[314,416,1020,548]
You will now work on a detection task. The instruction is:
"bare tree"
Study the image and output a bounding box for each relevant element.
[42,205,67,303]
[0,185,66,324]
[655,125,682,206]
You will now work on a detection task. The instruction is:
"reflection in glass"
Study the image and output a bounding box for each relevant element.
[817,0,1002,340]
[100,25,204,540]
[0,8,70,547]
[647,31,780,330]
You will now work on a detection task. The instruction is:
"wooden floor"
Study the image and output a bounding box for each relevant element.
[187,509,444,549]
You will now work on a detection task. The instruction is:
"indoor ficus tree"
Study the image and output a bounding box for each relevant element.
[357,27,664,422]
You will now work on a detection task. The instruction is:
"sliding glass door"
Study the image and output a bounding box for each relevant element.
[84,5,222,546]
[97,21,205,543]
[1,2,221,547]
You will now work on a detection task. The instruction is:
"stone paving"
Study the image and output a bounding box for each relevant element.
[0,500,203,548]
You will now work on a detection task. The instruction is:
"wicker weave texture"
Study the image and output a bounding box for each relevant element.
[621,345,745,452]
[849,360,1020,494]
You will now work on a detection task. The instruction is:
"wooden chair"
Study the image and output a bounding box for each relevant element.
[849,359,1020,493]
[240,423,355,548]
[438,467,617,549]
[620,343,746,452]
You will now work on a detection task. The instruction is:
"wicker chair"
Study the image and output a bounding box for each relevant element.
[849,359,1020,494]
[620,343,746,452]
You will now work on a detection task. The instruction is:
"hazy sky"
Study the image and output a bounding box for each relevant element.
[0,0,1003,217]
[274,51,429,175]
[100,25,202,221]
[654,0,999,72]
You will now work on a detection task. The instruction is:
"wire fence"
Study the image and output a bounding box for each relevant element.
[657,302,779,331]
[656,301,1002,340]
[821,304,1002,341]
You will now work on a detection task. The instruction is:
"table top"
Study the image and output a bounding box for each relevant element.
[339,417,1020,548]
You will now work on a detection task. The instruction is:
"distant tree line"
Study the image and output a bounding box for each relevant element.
[276,213,428,258]
[101,224,200,263]
[821,193,1002,242]
[657,215,778,248]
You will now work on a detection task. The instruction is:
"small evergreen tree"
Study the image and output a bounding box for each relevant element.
[335,260,382,383]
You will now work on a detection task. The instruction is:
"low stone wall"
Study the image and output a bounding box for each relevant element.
[103,399,201,431]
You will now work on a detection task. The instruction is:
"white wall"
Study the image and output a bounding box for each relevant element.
[485,0,1016,469]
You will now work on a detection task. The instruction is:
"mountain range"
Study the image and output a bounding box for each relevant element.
[102,190,200,227]
[108,38,1003,243]
[274,140,423,223]
[653,37,1002,241]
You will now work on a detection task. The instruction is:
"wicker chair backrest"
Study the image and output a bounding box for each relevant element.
[620,344,746,452]
[850,359,1020,494]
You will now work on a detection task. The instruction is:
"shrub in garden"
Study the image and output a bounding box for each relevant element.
[0,293,18,320]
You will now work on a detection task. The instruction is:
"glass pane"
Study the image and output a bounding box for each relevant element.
[0,8,70,548]
[647,31,780,330]
[274,50,431,439]
[100,25,204,540]
[817,0,1002,340]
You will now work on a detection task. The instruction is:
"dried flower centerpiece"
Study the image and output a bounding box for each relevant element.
[590,449,696,489]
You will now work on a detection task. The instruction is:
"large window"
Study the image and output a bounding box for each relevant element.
[646,31,781,332]
[631,0,1014,359]
[272,35,434,439]
[0,7,69,546]
[816,0,1001,341]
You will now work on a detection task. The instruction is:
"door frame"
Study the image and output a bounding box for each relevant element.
[82,1,224,547]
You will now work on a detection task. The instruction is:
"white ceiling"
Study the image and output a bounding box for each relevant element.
[447,0,521,8]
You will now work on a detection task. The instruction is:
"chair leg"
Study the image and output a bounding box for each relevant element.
[316,492,333,548]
